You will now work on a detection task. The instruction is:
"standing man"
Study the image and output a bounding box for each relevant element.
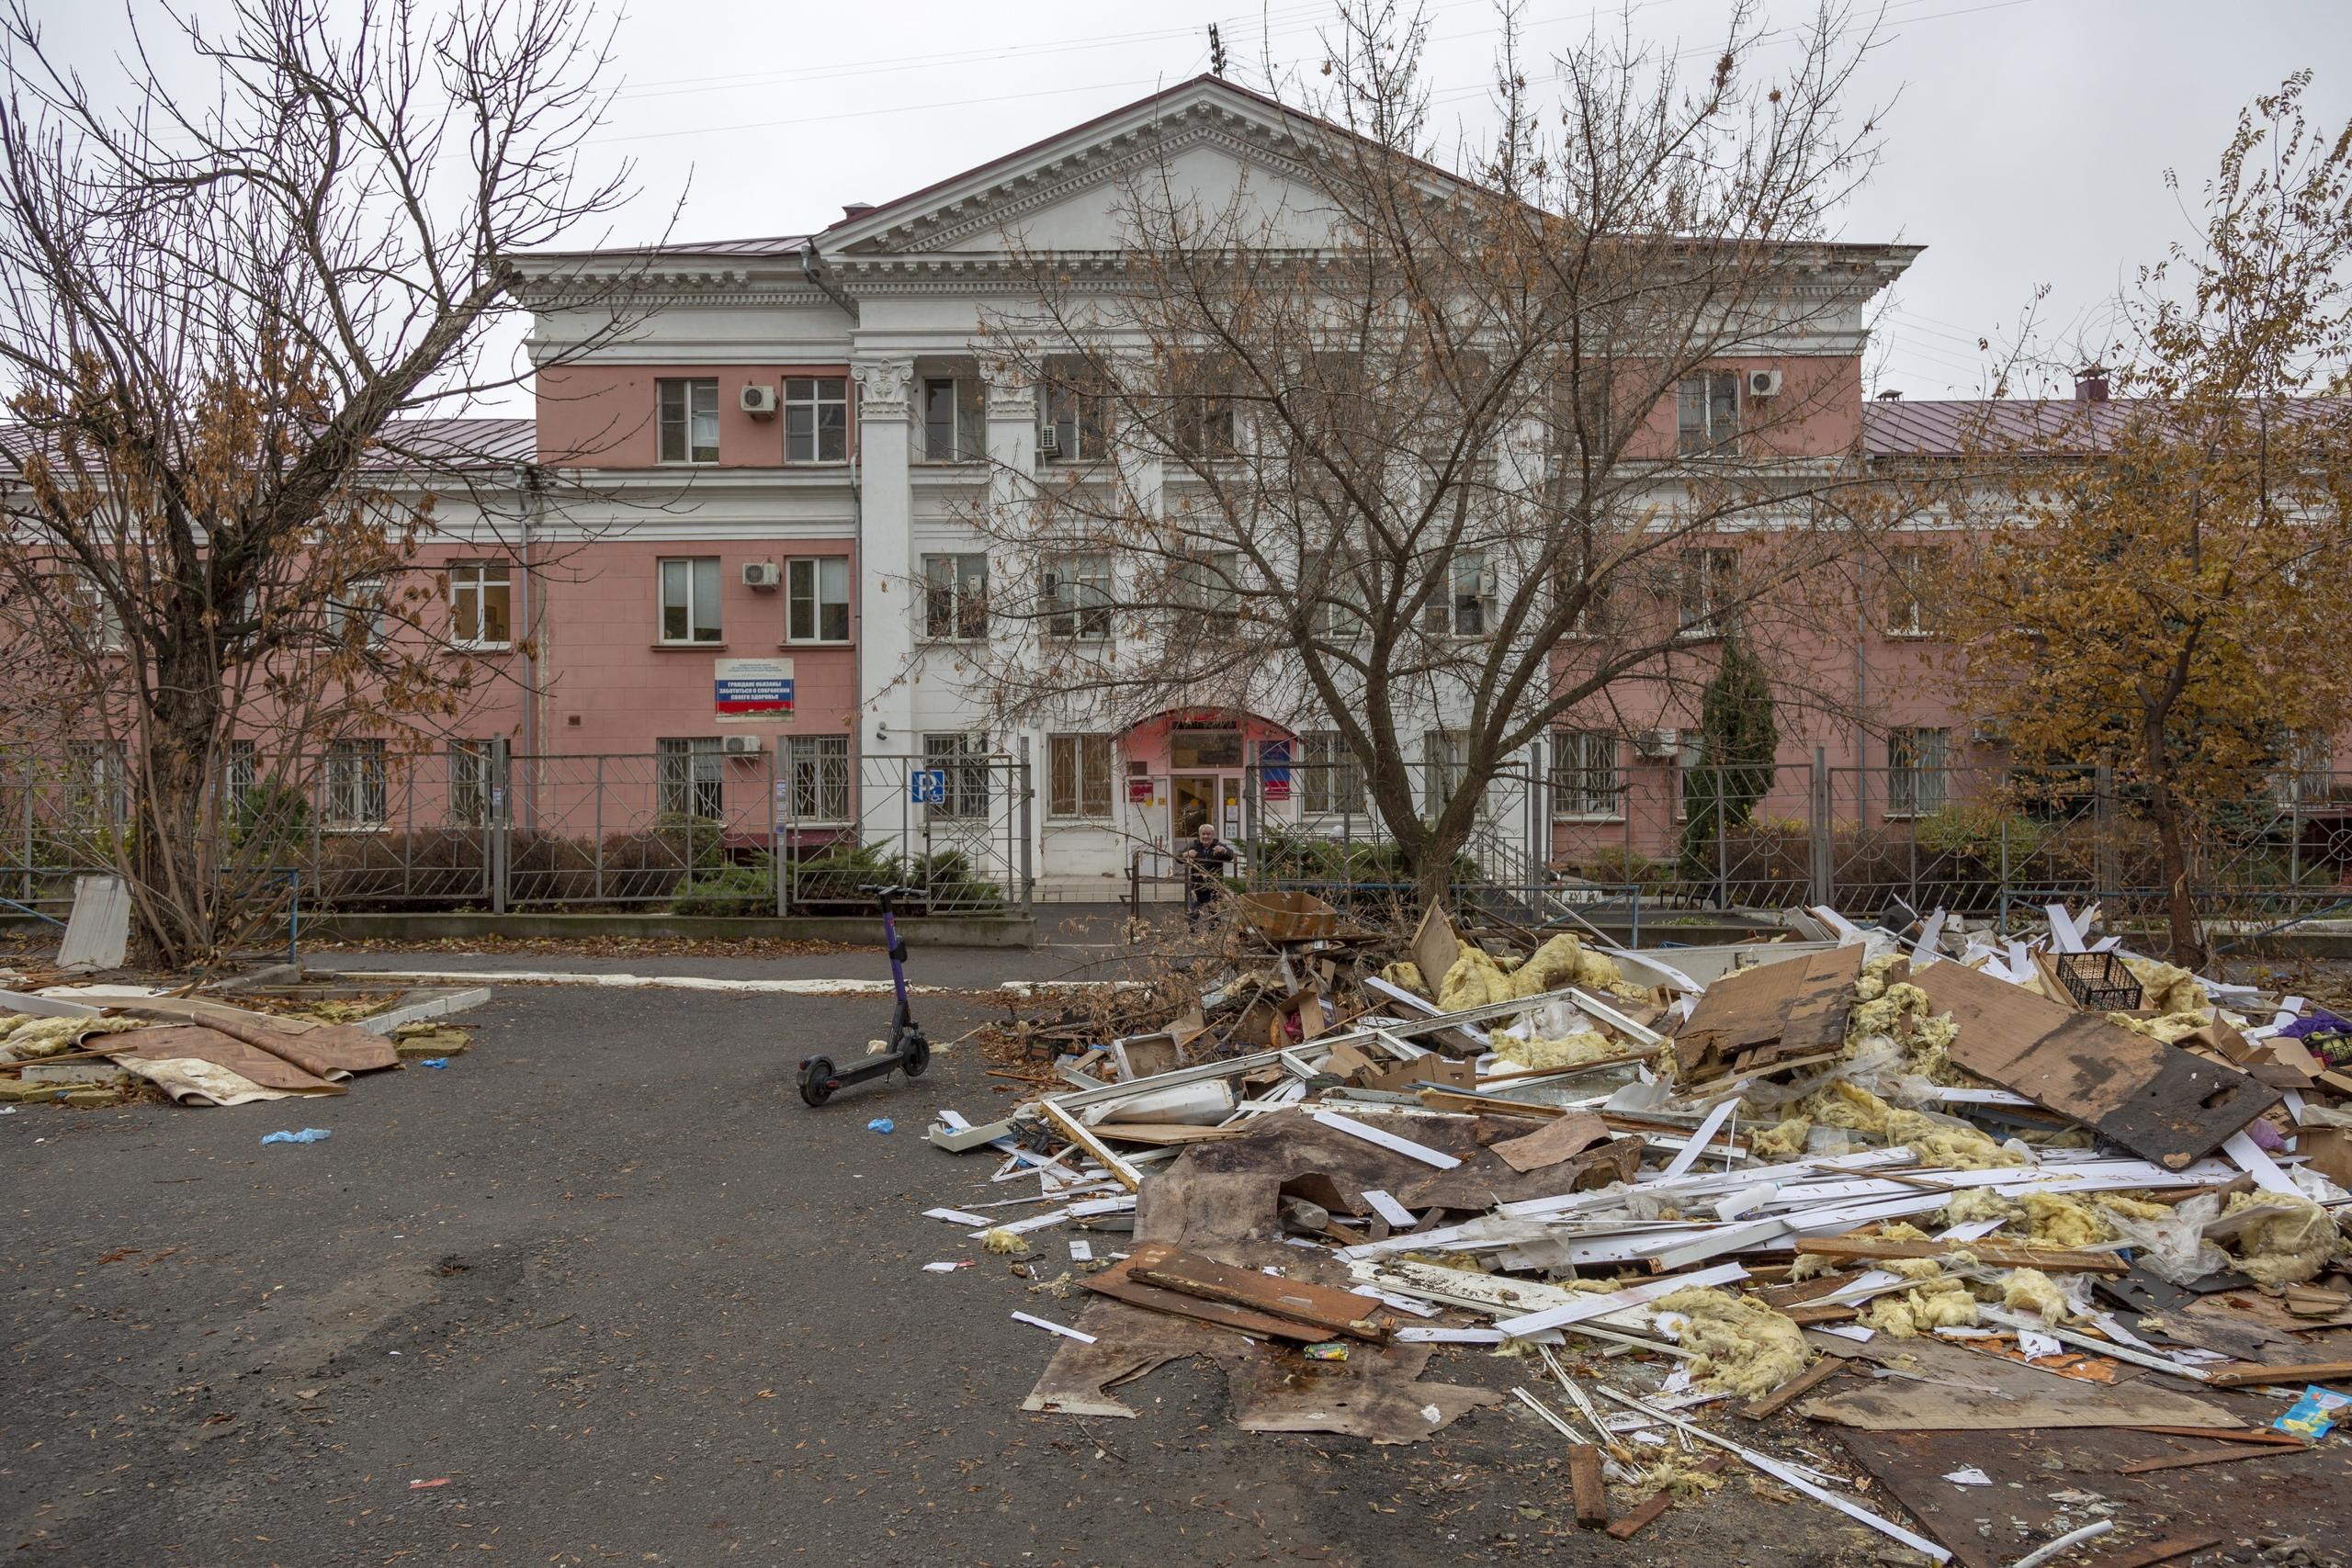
[1178,821,1236,926]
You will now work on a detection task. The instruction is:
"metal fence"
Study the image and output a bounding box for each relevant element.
[1,744,1035,919]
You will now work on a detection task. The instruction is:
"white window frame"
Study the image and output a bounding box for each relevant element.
[1677,370,1740,455]
[447,561,513,650]
[448,739,494,826]
[658,557,724,645]
[656,737,726,820]
[1885,727,1951,819]
[922,733,991,820]
[322,739,388,832]
[658,378,719,465]
[1041,367,1108,464]
[784,376,848,464]
[1424,549,1496,638]
[1884,545,1937,637]
[1042,552,1114,641]
[1677,547,1737,637]
[1047,733,1114,820]
[786,557,852,644]
[1421,729,1469,818]
[326,577,390,647]
[223,738,257,818]
[1551,730,1623,821]
[782,735,853,825]
[1298,731,1367,818]
[919,377,983,464]
[922,553,988,641]
[1174,550,1241,615]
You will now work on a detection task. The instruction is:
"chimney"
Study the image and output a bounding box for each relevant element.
[1874,389,1904,401]
[842,202,875,220]
[2074,366,2110,402]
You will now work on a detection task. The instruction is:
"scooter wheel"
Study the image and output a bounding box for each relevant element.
[901,1032,930,1080]
[797,1055,837,1107]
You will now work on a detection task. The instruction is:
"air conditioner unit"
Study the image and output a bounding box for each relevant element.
[741,561,781,590]
[720,734,764,757]
[1634,728,1679,760]
[1036,423,1060,457]
[740,383,778,416]
[1747,368,1784,399]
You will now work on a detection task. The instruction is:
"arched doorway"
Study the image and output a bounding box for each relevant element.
[1120,708,1295,848]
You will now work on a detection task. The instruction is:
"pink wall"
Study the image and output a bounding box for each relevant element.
[536,363,855,468]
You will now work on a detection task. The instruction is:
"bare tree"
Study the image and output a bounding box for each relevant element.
[0,0,656,964]
[958,2,1913,903]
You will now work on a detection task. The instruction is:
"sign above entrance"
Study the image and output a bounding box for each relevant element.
[715,657,794,720]
[1169,724,1242,770]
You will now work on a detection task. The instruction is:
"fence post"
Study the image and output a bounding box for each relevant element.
[770,742,786,918]
[491,739,511,915]
[1016,739,1035,912]
[2093,761,2116,897]
[1810,748,1831,908]
[594,754,605,905]
[1999,808,2010,922]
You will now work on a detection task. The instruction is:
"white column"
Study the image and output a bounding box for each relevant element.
[854,357,917,758]
[978,362,1042,874]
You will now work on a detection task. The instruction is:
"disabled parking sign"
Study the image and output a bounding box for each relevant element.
[910,769,948,805]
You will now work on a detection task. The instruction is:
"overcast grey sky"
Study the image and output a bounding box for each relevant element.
[33,0,2352,410]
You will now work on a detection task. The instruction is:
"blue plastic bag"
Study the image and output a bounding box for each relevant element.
[867,1118,895,1134]
[261,1127,332,1145]
[2276,1385,2349,1441]
[421,1058,450,1069]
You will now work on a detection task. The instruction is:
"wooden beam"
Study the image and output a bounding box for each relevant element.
[1038,1099,1144,1191]
[1793,1235,2129,1276]
[1605,1456,1726,1541]
[1567,1444,1610,1529]
[1738,1356,1843,1419]
[2123,1426,2306,1447]
[1126,1242,1394,1342]
[2200,1359,2352,1390]
[2115,1445,2303,1475]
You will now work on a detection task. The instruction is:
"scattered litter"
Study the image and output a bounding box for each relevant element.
[260,1127,331,1145]
[406,1477,450,1490]
[2275,1385,2349,1441]
[1304,1340,1348,1361]
[922,1260,973,1274]
[1942,1467,1993,1486]
[420,1057,450,1069]
[866,1117,895,1134]
[1011,1310,1096,1343]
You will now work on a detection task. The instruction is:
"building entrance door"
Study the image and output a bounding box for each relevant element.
[1171,775,1218,840]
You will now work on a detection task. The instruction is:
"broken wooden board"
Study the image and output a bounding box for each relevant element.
[1126,1241,1395,1342]
[1080,1253,1332,1342]
[1409,902,1463,999]
[1796,1336,2239,1430]
[1488,1110,1611,1174]
[1604,1455,1726,1540]
[1673,945,1864,1080]
[1910,957,2278,1167]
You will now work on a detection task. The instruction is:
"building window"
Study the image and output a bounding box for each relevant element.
[1553,558,1611,637]
[322,739,387,830]
[1422,730,1468,816]
[326,578,389,646]
[1677,547,1737,637]
[1673,728,1705,823]
[1885,545,1939,637]
[785,376,848,463]
[783,735,852,824]
[1299,731,1366,817]
[449,739,493,825]
[1676,370,1740,455]
[1886,727,1950,818]
[922,733,991,820]
[1169,373,1236,460]
[1042,552,1113,640]
[659,558,723,644]
[1174,551,1240,615]
[1551,730,1622,820]
[786,557,851,643]
[1040,364,1108,463]
[658,378,719,464]
[69,574,126,653]
[222,739,256,818]
[922,553,988,640]
[656,737,725,819]
[63,739,127,830]
[1048,734,1114,820]
[1423,549,1495,637]
[447,562,512,649]
[921,378,983,464]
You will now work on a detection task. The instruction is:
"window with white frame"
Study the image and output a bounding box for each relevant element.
[71,573,125,652]
[920,378,983,464]
[783,734,852,824]
[1298,731,1366,817]
[1173,550,1240,615]
[1677,547,1737,637]
[1040,363,1108,463]
[922,553,988,640]
[1042,552,1113,639]
[1423,549,1495,637]
[785,376,848,463]
[325,578,389,646]
[659,558,723,644]
[1676,370,1740,455]
[1421,730,1469,817]
[1551,730,1622,819]
[1886,727,1950,818]
[656,737,725,819]
[1048,734,1114,819]
[1311,549,1367,641]
[1169,369,1237,460]
[657,378,719,464]
[322,739,387,830]
[1885,545,1940,637]
[447,561,513,648]
[786,557,851,643]
[449,739,493,825]
[922,733,991,819]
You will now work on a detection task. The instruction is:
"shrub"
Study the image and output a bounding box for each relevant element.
[670,861,776,917]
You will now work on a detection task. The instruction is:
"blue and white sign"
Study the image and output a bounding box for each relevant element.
[910,769,948,806]
[715,656,794,719]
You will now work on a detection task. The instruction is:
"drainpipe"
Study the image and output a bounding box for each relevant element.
[798,238,860,323]
[513,462,546,829]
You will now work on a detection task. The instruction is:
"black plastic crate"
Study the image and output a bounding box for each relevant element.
[2054,950,2143,1011]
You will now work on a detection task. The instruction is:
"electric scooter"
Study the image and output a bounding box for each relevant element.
[797,884,930,1107]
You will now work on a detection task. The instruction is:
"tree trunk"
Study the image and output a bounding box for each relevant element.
[130,645,226,967]
[2143,777,2203,970]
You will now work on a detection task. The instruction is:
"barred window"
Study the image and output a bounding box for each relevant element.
[784,735,851,823]
[323,739,387,830]
[1886,727,1950,818]
[657,737,725,820]
[1551,731,1622,819]
[922,733,991,820]
[1047,734,1114,819]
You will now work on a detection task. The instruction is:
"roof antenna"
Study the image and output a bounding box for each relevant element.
[1206,23,1227,76]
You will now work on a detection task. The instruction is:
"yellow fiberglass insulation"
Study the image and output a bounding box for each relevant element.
[1878,1222,1933,1243]
[1437,946,1513,1011]
[1747,1114,1814,1161]
[1885,1109,2026,1169]
[1860,1277,1979,1338]
[1438,936,1642,1014]
[1379,961,1428,998]
[2097,1194,2177,1224]
[2106,1010,2211,1043]
[1939,1189,2022,1230]
[0,1014,146,1060]
[2022,1192,2111,1249]
[1788,1251,1843,1282]
[981,1228,1029,1256]
[1654,1288,1812,1399]
[1882,1255,1953,1280]
[1999,1267,2078,1324]
[1807,1080,1894,1134]
[2122,956,2206,1016]
[1493,1030,1621,1070]
[2222,1193,2343,1287]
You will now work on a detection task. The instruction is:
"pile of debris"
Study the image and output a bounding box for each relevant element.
[923,897,2352,1566]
